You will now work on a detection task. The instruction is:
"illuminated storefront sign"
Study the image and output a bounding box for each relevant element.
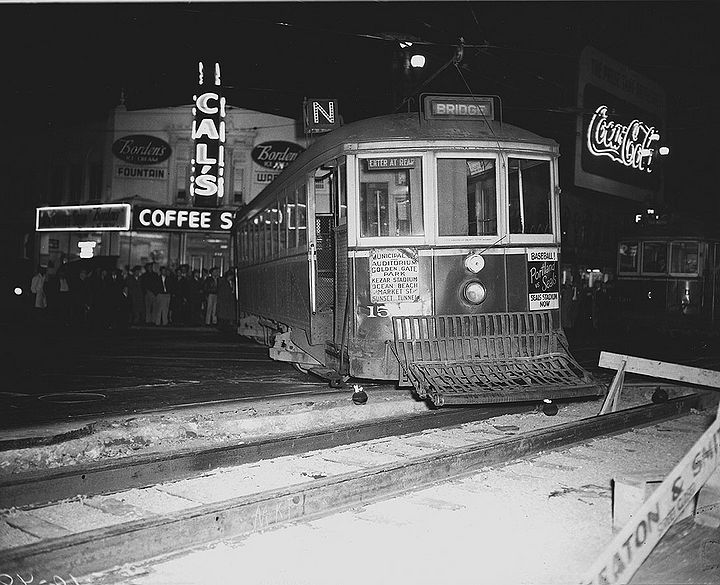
[256,171,280,183]
[133,206,235,232]
[78,241,97,258]
[36,204,131,232]
[112,135,171,165]
[251,141,304,171]
[586,105,660,173]
[191,61,225,207]
[116,166,167,180]
[303,98,340,134]
[575,47,666,201]
[423,95,495,121]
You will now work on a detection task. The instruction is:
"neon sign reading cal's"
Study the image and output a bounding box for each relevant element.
[191,62,225,202]
[586,105,660,173]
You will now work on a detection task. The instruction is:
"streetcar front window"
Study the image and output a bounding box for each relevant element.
[508,159,552,235]
[359,156,423,237]
[641,241,668,274]
[670,241,699,275]
[438,158,497,236]
[618,241,639,273]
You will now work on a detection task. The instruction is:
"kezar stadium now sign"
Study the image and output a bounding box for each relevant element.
[112,135,171,165]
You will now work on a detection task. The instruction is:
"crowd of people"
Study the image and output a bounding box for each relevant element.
[29,261,235,329]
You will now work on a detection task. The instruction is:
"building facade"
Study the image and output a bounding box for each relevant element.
[35,102,306,273]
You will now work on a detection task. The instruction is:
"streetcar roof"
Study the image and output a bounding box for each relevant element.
[241,112,557,219]
[305,112,557,149]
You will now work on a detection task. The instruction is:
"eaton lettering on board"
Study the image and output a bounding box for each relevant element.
[369,248,420,304]
[527,249,559,310]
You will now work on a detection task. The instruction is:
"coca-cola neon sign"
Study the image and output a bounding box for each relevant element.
[586,105,660,173]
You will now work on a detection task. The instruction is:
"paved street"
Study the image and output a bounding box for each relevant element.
[0,325,335,430]
[1,320,717,431]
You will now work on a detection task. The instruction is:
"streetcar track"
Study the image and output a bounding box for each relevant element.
[0,394,706,578]
[0,404,531,508]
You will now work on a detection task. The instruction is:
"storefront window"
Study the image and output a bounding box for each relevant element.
[641,241,668,274]
[360,156,423,237]
[119,232,169,269]
[438,158,496,237]
[508,159,552,235]
[670,241,699,274]
[618,241,639,273]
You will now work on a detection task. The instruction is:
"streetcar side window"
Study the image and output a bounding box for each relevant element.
[338,161,347,225]
[641,241,668,274]
[438,158,497,236]
[279,193,288,252]
[618,241,639,273]
[359,156,423,237]
[670,241,699,275]
[297,183,307,246]
[251,217,260,262]
[508,159,552,234]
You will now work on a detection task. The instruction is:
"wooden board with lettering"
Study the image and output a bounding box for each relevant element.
[580,402,720,585]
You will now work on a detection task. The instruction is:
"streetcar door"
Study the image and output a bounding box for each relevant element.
[308,164,338,347]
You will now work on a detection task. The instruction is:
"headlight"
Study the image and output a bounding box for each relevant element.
[463,281,487,305]
[14,287,23,296]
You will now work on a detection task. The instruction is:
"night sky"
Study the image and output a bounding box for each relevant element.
[2,2,718,213]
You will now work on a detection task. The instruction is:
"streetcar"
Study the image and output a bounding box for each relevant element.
[232,95,600,406]
[614,212,720,332]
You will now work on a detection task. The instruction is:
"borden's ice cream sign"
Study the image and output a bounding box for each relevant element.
[191,62,225,207]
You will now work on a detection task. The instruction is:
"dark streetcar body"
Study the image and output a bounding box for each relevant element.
[615,217,720,333]
[232,96,599,406]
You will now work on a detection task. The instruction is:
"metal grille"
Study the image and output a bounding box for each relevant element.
[392,312,600,406]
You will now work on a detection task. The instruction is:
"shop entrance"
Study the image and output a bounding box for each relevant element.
[184,232,230,274]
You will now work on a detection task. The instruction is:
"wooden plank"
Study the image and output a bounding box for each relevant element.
[0,394,703,578]
[599,352,720,389]
[600,360,626,415]
[629,517,720,584]
[580,402,720,585]
[613,472,693,531]
[695,467,720,528]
